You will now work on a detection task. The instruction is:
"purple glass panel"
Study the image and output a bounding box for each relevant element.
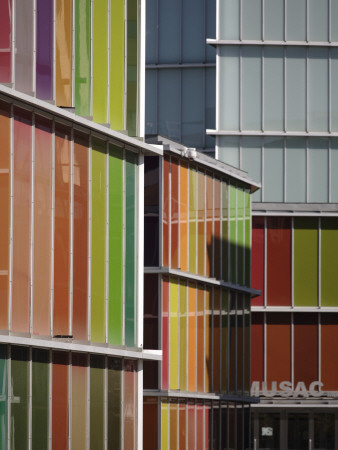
[36,0,53,99]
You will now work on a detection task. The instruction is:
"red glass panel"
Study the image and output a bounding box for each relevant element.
[197,171,205,276]
[196,403,203,450]
[73,131,89,340]
[266,217,291,306]
[163,157,169,266]
[179,401,186,449]
[294,314,318,386]
[162,277,169,390]
[0,0,12,82]
[251,313,264,383]
[0,102,10,329]
[12,108,32,333]
[33,117,52,336]
[187,402,195,449]
[251,217,264,307]
[321,315,338,391]
[266,313,291,385]
[143,398,158,450]
[54,124,71,335]
[52,352,68,449]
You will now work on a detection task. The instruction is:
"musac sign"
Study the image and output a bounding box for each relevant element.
[251,381,324,398]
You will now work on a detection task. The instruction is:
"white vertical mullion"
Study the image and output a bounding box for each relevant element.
[178,160,181,271]
[203,289,206,393]
[306,137,309,203]
[291,217,294,308]
[105,143,109,344]
[69,128,74,337]
[9,104,14,333]
[306,48,309,134]
[33,0,37,95]
[318,217,321,308]
[159,157,163,267]
[7,345,11,450]
[90,0,94,117]
[262,47,264,132]
[122,149,126,344]
[86,354,90,450]
[261,138,265,203]
[284,0,286,41]
[239,46,242,132]
[283,47,286,133]
[121,359,125,450]
[72,0,76,107]
[68,352,72,450]
[262,0,265,41]
[124,0,128,131]
[139,0,146,138]
[264,216,267,307]
[49,349,52,450]
[12,0,16,87]
[28,347,32,450]
[88,135,92,341]
[50,120,55,337]
[104,357,108,450]
[53,0,56,103]
[30,113,35,334]
[329,137,332,203]
[263,311,267,382]
[291,312,294,390]
[239,0,242,41]
[137,359,143,450]
[306,0,309,42]
[107,0,111,125]
[318,313,321,386]
[329,48,332,135]
[137,153,144,349]
[329,0,332,42]
[283,137,286,202]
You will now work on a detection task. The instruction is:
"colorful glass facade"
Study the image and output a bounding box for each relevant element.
[0,0,141,135]
[143,150,259,448]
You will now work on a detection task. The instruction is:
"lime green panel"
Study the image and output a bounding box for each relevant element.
[0,346,7,450]
[108,145,123,345]
[170,279,179,390]
[179,281,187,391]
[91,140,106,343]
[90,356,105,450]
[93,0,108,124]
[221,180,228,281]
[32,350,49,450]
[244,191,251,287]
[161,401,169,450]
[11,347,29,449]
[126,0,138,136]
[229,184,237,284]
[321,218,338,306]
[75,0,91,116]
[294,218,318,307]
[237,188,244,286]
[189,168,197,273]
[110,0,125,130]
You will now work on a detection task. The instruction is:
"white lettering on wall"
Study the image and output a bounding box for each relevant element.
[251,381,324,398]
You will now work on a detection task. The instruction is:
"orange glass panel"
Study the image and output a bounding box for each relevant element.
[171,158,179,269]
[196,403,203,450]
[180,161,188,272]
[52,352,69,449]
[72,353,88,449]
[12,108,32,333]
[188,283,196,392]
[54,125,71,335]
[213,288,221,392]
[33,117,52,336]
[0,102,10,329]
[321,315,338,391]
[206,173,213,277]
[143,398,158,450]
[294,314,318,386]
[187,402,195,449]
[170,401,178,450]
[214,177,221,280]
[73,132,89,340]
[197,171,205,276]
[205,287,211,393]
[163,157,169,266]
[251,313,264,383]
[197,286,204,392]
[56,0,72,106]
[266,314,291,385]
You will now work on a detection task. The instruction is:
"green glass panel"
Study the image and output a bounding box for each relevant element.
[0,346,7,450]
[321,218,338,306]
[170,279,179,390]
[75,0,91,117]
[32,349,49,450]
[294,218,318,307]
[91,139,106,343]
[93,0,108,123]
[221,180,228,281]
[189,167,197,273]
[110,0,125,130]
[125,151,137,346]
[244,191,251,287]
[108,358,122,450]
[229,184,237,284]
[126,0,138,136]
[237,188,244,286]
[179,281,187,391]
[90,356,105,450]
[221,290,228,394]
[11,346,29,450]
[109,145,123,345]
